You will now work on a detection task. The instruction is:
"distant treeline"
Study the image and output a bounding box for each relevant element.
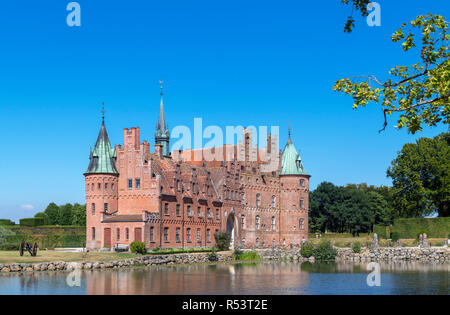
[34,203,86,226]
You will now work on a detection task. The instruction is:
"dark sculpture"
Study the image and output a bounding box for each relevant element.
[19,241,38,257]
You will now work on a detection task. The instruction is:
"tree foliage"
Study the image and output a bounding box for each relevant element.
[42,202,86,226]
[309,182,393,235]
[341,0,371,33]
[334,14,450,133]
[387,132,450,218]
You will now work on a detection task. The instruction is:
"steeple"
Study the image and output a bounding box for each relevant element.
[155,81,170,157]
[280,127,307,176]
[85,104,118,175]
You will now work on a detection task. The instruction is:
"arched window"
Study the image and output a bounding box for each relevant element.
[272,195,276,207]
[256,193,261,208]
[91,203,95,215]
[300,198,305,209]
[300,218,305,230]
[255,215,260,230]
[125,228,129,240]
[241,215,245,229]
[271,216,276,231]
[187,228,191,242]
[300,179,305,187]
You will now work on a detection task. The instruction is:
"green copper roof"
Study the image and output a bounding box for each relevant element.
[85,120,118,175]
[280,134,307,176]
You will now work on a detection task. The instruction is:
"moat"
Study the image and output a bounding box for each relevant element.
[0,261,448,295]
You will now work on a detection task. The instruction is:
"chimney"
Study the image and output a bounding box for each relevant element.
[155,144,163,158]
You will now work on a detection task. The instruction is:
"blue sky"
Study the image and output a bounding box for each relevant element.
[0,0,448,222]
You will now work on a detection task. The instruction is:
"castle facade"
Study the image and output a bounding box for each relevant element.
[85,89,310,250]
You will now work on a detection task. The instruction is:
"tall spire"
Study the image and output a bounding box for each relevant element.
[157,80,167,132]
[280,127,307,176]
[155,81,170,157]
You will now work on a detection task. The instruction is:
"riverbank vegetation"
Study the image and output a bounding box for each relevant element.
[232,249,261,261]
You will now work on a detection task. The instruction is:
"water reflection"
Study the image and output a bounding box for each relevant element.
[0,262,448,295]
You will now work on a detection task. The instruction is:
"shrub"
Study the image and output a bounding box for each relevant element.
[19,218,45,227]
[0,243,20,251]
[232,248,243,260]
[0,219,15,226]
[352,241,361,253]
[300,242,315,258]
[313,239,337,261]
[214,231,231,251]
[233,250,260,261]
[208,250,218,262]
[390,232,400,242]
[130,241,146,254]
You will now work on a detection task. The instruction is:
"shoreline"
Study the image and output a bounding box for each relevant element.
[1,246,449,274]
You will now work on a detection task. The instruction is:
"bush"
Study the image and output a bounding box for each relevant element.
[300,242,315,258]
[352,241,361,253]
[214,231,231,251]
[232,248,243,260]
[0,243,20,251]
[313,239,337,261]
[208,250,218,262]
[390,232,400,242]
[19,218,45,227]
[130,241,146,254]
[233,250,260,261]
[0,219,15,226]
[393,217,449,238]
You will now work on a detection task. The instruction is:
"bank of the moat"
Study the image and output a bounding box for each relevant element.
[0,247,448,273]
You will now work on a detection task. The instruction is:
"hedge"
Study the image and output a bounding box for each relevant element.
[391,217,450,238]
[373,225,392,239]
[19,218,45,227]
[0,219,15,226]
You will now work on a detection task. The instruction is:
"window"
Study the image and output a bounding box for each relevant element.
[135,178,141,189]
[300,199,305,209]
[255,215,260,230]
[126,228,129,240]
[111,183,114,191]
[187,205,192,217]
[128,179,133,189]
[272,195,276,207]
[300,218,305,230]
[91,183,94,190]
[91,203,95,215]
[197,229,201,243]
[176,204,180,217]
[164,227,169,242]
[187,228,191,242]
[164,203,169,216]
[226,190,229,200]
[256,193,261,208]
[216,209,219,220]
[300,179,305,187]
[91,227,95,240]
[104,203,108,213]
[177,180,180,192]
[150,226,154,242]
[116,228,120,240]
[105,183,108,190]
[98,183,101,190]
[241,215,245,229]
[176,228,181,243]
[206,229,211,242]
[272,216,276,231]
[197,207,202,218]
[207,208,211,218]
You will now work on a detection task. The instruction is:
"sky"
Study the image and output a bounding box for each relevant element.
[0,0,448,222]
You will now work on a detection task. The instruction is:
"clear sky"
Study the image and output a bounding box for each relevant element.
[0,0,448,222]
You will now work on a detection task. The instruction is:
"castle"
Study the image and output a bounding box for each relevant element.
[84,87,310,250]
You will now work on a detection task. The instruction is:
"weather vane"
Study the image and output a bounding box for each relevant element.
[101,101,106,122]
[160,80,164,96]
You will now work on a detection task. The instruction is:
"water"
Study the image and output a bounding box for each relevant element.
[0,262,448,295]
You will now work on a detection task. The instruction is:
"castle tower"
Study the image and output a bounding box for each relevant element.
[155,81,170,157]
[84,109,119,249]
[279,128,310,247]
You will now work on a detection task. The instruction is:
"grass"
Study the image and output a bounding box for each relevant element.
[0,250,138,264]
[233,250,261,261]
[309,235,447,248]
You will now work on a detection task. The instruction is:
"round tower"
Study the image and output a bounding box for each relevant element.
[84,115,119,250]
[279,129,310,248]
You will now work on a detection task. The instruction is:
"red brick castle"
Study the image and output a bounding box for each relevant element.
[85,87,310,250]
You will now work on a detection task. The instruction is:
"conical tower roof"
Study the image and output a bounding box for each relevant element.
[280,129,307,176]
[85,119,118,175]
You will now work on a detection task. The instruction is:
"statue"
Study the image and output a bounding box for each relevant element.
[371,233,379,250]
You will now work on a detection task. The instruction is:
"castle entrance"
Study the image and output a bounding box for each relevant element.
[104,228,111,248]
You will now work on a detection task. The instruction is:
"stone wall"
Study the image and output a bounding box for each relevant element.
[0,252,232,273]
[336,247,449,262]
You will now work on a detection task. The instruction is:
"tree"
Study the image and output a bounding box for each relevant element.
[58,203,73,225]
[387,132,450,217]
[334,14,450,133]
[71,203,86,226]
[341,0,371,33]
[44,203,60,225]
